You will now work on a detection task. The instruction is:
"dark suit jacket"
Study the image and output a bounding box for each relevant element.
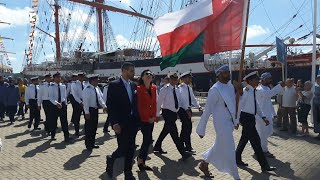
[107,78,140,128]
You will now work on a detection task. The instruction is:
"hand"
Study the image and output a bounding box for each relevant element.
[85,114,90,120]
[56,103,62,109]
[234,124,239,130]
[26,105,29,109]
[103,108,108,113]
[199,107,203,112]
[187,110,192,119]
[113,124,121,134]
[280,81,285,87]
[155,117,160,122]
[263,119,270,126]
[149,118,155,123]
[38,106,41,111]
[80,103,84,107]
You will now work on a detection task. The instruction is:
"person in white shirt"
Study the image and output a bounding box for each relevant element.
[153,72,192,160]
[68,74,77,124]
[25,77,41,130]
[103,76,116,133]
[235,71,276,173]
[82,74,107,151]
[196,65,241,179]
[178,71,202,153]
[71,72,86,136]
[281,78,298,133]
[37,73,52,134]
[297,81,313,136]
[256,72,284,158]
[48,72,72,143]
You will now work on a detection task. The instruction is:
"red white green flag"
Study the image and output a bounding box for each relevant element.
[154,0,249,70]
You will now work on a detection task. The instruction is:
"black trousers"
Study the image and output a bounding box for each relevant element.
[236,112,269,169]
[138,122,154,161]
[72,101,83,134]
[28,99,40,128]
[42,100,51,132]
[103,116,110,132]
[0,103,5,119]
[178,108,193,150]
[7,106,17,123]
[69,94,76,123]
[111,120,138,173]
[17,102,25,117]
[85,108,99,148]
[154,109,185,155]
[48,103,69,139]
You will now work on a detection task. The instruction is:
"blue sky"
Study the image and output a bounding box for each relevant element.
[0,0,319,73]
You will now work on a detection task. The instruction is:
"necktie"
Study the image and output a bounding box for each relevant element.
[254,88,257,115]
[173,87,178,109]
[94,87,99,107]
[187,85,192,107]
[81,82,84,90]
[126,82,132,103]
[58,84,61,103]
[35,85,37,99]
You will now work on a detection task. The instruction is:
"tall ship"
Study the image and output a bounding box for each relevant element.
[21,0,320,91]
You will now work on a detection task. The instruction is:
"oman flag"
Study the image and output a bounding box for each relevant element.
[154,0,249,70]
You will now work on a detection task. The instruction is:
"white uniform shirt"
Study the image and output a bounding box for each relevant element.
[282,86,297,108]
[49,83,67,105]
[25,84,40,105]
[157,84,181,116]
[71,80,85,104]
[179,83,200,110]
[82,84,107,114]
[256,84,284,119]
[37,82,51,106]
[238,85,265,120]
[66,82,73,96]
[102,85,108,105]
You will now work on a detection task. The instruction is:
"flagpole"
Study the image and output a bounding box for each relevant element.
[236,0,250,119]
[229,51,233,80]
[311,0,317,124]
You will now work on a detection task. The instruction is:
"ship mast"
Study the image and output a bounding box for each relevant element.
[54,0,61,64]
[68,0,153,54]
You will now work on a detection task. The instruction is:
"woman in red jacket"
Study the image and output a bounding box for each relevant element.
[137,69,158,171]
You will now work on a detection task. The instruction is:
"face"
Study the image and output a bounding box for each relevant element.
[316,77,320,85]
[286,80,293,87]
[0,76,3,82]
[183,76,192,84]
[297,80,302,86]
[169,76,179,86]
[249,77,260,87]
[45,77,52,82]
[163,78,169,84]
[123,66,135,80]
[19,80,23,85]
[142,71,153,84]
[91,79,99,86]
[78,75,84,82]
[33,79,39,85]
[304,83,311,91]
[54,76,61,83]
[219,71,230,81]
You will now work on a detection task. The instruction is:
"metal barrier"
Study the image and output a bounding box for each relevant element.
[194,91,208,106]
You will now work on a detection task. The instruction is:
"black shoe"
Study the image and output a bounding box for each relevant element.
[51,137,57,141]
[92,145,99,149]
[186,149,196,154]
[103,129,110,133]
[262,166,276,172]
[124,172,135,180]
[153,147,167,154]
[138,164,153,171]
[64,137,73,143]
[237,161,248,167]
[265,152,275,158]
[34,127,41,130]
[28,124,31,129]
[182,152,193,160]
[280,128,288,131]
[106,155,114,178]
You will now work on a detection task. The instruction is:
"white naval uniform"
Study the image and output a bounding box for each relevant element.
[256,84,284,152]
[82,84,106,115]
[71,80,85,104]
[37,82,51,106]
[25,84,40,106]
[102,85,108,105]
[156,84,182,116]
[48,83,67,105]
[179,83,200,110]
[196,81,240,179]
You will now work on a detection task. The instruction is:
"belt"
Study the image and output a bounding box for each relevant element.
[89,107,99,110]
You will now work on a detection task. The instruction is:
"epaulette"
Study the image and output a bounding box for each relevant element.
[50,84,54,86]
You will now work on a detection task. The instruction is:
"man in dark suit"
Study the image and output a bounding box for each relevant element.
[106,62,140,180]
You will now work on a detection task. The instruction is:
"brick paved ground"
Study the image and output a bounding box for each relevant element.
[0,105,320,180]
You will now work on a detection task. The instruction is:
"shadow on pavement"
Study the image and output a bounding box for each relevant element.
[64,149,94,170]
[13,121,29,128]
[153,153,201,179]
[5,130,30,139]
[22,140,52,158]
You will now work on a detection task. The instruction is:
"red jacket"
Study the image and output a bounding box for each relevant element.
[137,85,157,123]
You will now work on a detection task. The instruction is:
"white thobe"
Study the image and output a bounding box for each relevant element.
[256,84,283,152]
[196,81,240,180]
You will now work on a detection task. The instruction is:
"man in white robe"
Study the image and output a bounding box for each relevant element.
[196,65,241,180]
[256,72,284,157]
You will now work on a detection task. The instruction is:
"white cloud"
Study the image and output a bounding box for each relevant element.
[0,6,32,29]
[59,6,96,25]
[247,25,270,39]
[115,34,158,49]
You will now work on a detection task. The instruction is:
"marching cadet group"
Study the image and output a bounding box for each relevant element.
[0,62,298,180]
